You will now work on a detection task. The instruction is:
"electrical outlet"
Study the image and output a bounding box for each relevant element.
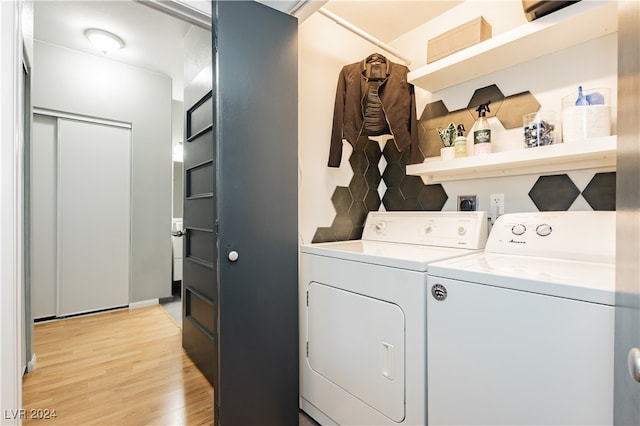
[490,193,504,215]
[458,195,477,211]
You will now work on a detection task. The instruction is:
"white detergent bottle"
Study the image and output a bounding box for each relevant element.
[473,101,492,155]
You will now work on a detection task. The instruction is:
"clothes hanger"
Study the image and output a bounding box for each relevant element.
[366,52,387,65]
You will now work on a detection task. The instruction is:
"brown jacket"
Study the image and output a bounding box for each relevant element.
[328,59,422,167]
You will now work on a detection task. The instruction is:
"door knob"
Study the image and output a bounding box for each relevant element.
[628,347,640,383]
[228,251,239,262]
[171,229,185,237]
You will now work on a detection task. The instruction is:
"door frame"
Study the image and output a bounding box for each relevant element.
[2,0,212,421]
[1,0,29,420]
[614,1,640,424]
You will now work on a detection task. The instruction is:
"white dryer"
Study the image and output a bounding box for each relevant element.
[299,211,488,425]
[426,211,615,425]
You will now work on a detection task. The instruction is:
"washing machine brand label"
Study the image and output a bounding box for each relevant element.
[431,284,447,301]
[509,239,526,244]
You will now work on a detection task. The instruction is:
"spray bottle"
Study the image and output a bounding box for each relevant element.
[473,101,492,155]
[454,124,467,158]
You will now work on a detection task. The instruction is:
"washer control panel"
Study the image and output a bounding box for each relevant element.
[487,211,615,263]
[362,211,488,249]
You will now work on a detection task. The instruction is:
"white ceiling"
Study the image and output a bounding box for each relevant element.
[33,1,460,102]
[34,1,194,101]
[322,0,461,43]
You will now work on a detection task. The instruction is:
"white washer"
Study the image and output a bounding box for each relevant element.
[426,211,615,425]
[299,211,488,425]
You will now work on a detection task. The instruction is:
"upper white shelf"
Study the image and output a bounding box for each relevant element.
[406,136,616,183]
[407,1,618,92]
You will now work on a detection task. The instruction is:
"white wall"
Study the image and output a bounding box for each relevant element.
[298,12,381,244]
[298,1,617,243]
[172,100,184,218]
[32,41,173,302]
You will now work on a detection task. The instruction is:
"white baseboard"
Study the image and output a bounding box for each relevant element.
[129,299,159,309]
[27,353,37,373]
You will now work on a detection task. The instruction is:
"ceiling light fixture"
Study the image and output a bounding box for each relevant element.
[85,28,125,55]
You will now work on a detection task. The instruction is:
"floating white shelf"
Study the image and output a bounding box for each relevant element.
[406,136,616,183]
[407,1,618,92]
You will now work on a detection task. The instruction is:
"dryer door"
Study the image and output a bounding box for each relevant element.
[307,282,405,422]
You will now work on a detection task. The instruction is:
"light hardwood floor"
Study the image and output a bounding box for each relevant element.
[22,305,214,425]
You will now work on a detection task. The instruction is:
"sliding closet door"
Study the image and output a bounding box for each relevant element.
[31,114,57,319]
[57,119,130,316]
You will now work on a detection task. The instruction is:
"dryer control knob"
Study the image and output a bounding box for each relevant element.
[458,226,467,235]
[374,221,387,233]
[512,224,527,235]
[536,224,552,237]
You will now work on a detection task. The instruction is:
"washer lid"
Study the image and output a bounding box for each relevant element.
[301,240,481,272]
[427,252,615,305]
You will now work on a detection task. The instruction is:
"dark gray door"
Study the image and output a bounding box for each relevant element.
[182,2,298,425]
[216,3,298,425]
[182,83,217,386]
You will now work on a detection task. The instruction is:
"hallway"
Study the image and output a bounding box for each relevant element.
[22,305,213,425]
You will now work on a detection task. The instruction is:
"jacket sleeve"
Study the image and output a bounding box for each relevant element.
[408,83,424,165]
[328,67,347,167]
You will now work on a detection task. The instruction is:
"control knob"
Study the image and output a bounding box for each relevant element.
[511,224,526,236]
[536,223,552,237]
[374,221,387,233]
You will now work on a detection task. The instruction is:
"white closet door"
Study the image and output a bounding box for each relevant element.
[57,119,131,316]
[31,114,57,319]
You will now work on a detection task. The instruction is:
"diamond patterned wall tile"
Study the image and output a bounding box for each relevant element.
[349,149,368,174]
[314,84,550,243]
[349,174,368,201]
[400,175,425,199]
[582,172,616,211]
[349,227,364,240]
[349,200,368,226]
[364,164,381,188]
[381,139,449,212]
[312,227,335,243]
[496,91,541,129]
[419,99,449,129]
[467,84,505,120]
[418,126,444,159]
[445,108,476,136]
[382,137,402,162]
[364,189,381,211]
[529,174,580,211]
[418,100,451,159]
[401,198,422,211]
[382,187,405,210]
[418,184,448,210]
[382,162,405,187]
[364,139,383,164]
[313,136,383,243]
[331,186,353,214]
[419,84,543,149]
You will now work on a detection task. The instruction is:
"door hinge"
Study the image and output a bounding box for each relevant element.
[306,290,309,306]
[214,220,219,235]
[306,341,309,357]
